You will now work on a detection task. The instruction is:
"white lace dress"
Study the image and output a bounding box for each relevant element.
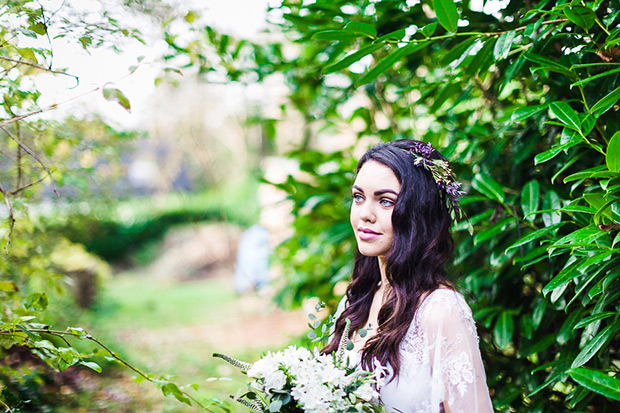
[335,289,493,413]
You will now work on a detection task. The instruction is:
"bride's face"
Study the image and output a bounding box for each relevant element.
[350,161,401,258]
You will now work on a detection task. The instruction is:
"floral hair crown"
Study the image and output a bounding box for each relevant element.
[401,142,465,216]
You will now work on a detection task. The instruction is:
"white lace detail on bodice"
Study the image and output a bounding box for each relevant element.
[333,289,493,413]
[382,289,492,413]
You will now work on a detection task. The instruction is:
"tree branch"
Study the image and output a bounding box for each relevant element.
[0,327,215,411]
[9,176,48,197]
[0,56,79,86]
[0,126,59,197]
[0,182,16,254]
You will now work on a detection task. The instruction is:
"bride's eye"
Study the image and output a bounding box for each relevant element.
[352,193,364,203]
[380,198,395,207]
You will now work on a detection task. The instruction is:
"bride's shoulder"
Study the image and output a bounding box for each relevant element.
[416,288,475,326]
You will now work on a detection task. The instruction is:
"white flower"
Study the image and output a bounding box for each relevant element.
[247,354,279,379]
[353,382,379,402]
[372,359,389,389]
[218,344,383,412]
[264,369,287,393]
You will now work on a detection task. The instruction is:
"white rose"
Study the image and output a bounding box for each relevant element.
[264,369,287,393]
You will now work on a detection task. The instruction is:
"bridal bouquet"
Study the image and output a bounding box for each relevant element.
[214,319,387,413]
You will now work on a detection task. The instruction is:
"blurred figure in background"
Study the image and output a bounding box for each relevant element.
[233,223,270,294]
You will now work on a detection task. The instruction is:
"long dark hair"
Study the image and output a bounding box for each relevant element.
[322,139,456,379]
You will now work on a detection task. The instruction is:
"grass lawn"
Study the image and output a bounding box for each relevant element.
[66,271,308,412]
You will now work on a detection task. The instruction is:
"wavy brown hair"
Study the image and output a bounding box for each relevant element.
[322,139,456,380]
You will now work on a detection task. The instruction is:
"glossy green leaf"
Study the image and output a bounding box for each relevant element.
[311,30,360,41]
[525,53,578,80]
[573,312,616,331]
[557,309,584,344]
[465,37,496,76]
[472,173,505,203]
[28,22,46,35]
[593,198,617,224]
[441,37,476,66]
[343,21,377,38]
[552,225,605,249]
[564,165,608,182]
[526,334,557,358]
[590,86,620,118]
[102,86,131,113]
[513,246,547,266]
[607,132,620,172]
[527,363,565,396]
[24,292,48,311]
[510,104,547,122]
[549,101,581,132]
[323,43,384,74]
[421,22,438,38]
[430,82,462,113]
[564,5,596,31]
[534,135,582,164]
[583,193,614,223]
[580,113,597,135]
[161,382,191,405]
[571,322,619,368]
[356,42,428,86]
[566,257,613,309]
[493,30,516,60]
[506,223,564,252]
[80,361,102,373]
[499,53,526,93]
[521,180,540,222]
[571,67,620,87]
[494,311,514,349]
[432,0,459,33]
[375,29,406,43]
[550,282,569,304]
[17,47,36,61]
[473,217,515,246]
[542,260,581,296]
[542,191,562,226]
[560,205,596,215]
[568,368,620,401]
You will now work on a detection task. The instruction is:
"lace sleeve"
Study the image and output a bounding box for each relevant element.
[419,290,493,413]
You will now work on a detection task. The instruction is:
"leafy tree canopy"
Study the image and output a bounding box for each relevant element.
[168,0,620,410]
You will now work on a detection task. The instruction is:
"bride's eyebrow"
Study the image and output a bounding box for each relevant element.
[352,186,399,196]
[375,189,398,196]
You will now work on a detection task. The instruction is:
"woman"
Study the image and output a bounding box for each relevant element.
[323,140,493,413]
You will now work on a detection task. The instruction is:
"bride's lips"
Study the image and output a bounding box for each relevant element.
[358,227,380,241]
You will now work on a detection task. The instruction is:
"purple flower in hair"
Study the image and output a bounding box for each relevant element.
[445,181,464,202]
[402,143,465,217]
[409,142,435,159]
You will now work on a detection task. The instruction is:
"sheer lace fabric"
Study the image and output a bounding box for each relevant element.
[335,289,493,413]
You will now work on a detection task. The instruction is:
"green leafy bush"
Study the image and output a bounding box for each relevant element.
[43,188,258,262]
[171,0,620,410]
[0,2,223,410]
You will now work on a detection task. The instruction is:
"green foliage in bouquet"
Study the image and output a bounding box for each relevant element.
[167,0,620,410]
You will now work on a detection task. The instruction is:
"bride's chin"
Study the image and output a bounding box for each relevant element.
[356,246,380,257]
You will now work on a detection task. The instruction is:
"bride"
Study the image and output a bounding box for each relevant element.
[323,139,493,413]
